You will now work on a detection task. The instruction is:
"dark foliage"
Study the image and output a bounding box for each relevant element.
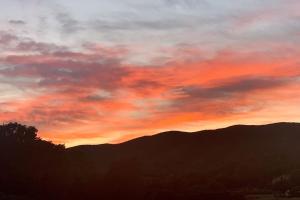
[0,123,66,199]
[1,122,300,199]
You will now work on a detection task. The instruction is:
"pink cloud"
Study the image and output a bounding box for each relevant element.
[0,38,299,146]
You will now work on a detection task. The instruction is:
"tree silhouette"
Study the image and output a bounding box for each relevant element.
[0,122,38,142]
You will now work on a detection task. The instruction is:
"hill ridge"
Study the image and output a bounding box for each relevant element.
[68,121,300,150]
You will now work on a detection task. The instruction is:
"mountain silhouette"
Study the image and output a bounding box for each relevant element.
[1,122,300,199]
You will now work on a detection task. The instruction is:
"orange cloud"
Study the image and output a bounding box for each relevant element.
[0,41,299,146]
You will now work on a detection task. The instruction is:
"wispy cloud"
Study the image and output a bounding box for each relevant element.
[8,20,26,25]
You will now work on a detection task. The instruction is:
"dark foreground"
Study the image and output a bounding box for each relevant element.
[1,122,300,200]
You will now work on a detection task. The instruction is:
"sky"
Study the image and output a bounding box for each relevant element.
[0,0,299,147]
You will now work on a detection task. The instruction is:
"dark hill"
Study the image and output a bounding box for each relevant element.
[65,122,300,199]
[1,122,300,200]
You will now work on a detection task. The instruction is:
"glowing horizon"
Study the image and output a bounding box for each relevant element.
[0,0,299,147]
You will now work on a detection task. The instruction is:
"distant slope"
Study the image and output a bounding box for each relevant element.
[69,122,300,150]
[67,122,300,192]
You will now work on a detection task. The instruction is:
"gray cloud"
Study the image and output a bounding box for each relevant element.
[16,41,68,53]
[56,12,82,34]
[81,93,111,102]
[164,0,208,8]
[91,17,196,31]
[0,32,18,46]
[0,31,68,53]
[158,75,300,116]
[8,20,26,25]
[179,76,295,100]
[0,48,130,92]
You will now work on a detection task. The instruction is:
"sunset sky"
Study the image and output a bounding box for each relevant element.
[0,0,299,146]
